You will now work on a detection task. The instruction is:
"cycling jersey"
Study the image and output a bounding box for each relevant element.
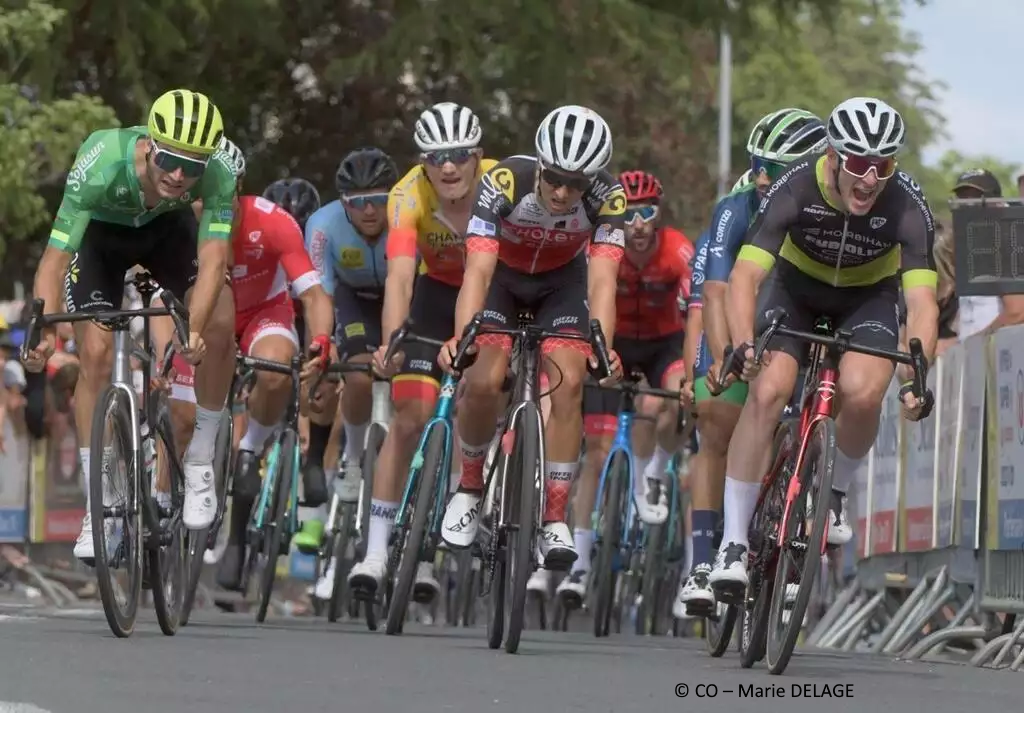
[232,196,320,315]
[706,182,759,285]
[305,200,388,295]
[738,154,937,290]
[689,229,709,310]
[615,227,694,340]
[465,155,627,272]
[49,127,236,254]
[386,159,498,286]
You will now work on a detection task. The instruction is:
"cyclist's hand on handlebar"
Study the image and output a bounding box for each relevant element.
[373,343,403,378]
[438,336,462,374]
[899,384,931,422]
[680,377,695,409]
[22,329,55,374]
[740,341,767,382]
[177,331,206,365]
[591,347,623,386]
[301,335,334,382]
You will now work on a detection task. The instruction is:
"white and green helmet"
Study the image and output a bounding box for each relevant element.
[746,108,827,162]
[731,169,754,192]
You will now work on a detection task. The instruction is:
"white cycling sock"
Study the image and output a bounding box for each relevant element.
[721,477,760,550]
[185,406,224,464]
[239,416,278,454]
[645,443,672,481]
[366,498,399,560]
[633,452,651,499]
[571,527,593,573]
[344,420,370,463]
[79,448,91,508]
[831,447,862,495]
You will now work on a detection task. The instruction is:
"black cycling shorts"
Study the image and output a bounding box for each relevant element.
[64,210,198,314]
[333,283,383,359]
[584,331,685,416]
[391,273,459,401]
[755,259,901,363]
[477,253,590,356]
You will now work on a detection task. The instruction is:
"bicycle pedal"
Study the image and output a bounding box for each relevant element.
[685,600,714,618]
[711,581,744,606]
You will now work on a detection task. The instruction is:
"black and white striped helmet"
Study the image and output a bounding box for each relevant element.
[826,96,906,158]
[413,102,482,151]
[535,105,613,176]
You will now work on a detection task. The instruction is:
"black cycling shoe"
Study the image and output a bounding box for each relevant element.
[233,450,262,502]
[302,461,329,507]
[216,543,245,592]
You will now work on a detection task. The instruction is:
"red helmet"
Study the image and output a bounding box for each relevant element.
[619,170,663,203]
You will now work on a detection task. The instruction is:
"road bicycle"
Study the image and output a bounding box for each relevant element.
[22,272,189,638]
[711,308,930,674]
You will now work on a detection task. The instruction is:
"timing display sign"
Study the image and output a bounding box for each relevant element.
[953,198,1024,297]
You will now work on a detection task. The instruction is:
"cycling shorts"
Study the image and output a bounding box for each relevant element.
[476,254,590,358]
[334,283,383,360]
[392,274,459,403]
[756,259,900,363]
[583,332,685,436]
[64,210,198,315]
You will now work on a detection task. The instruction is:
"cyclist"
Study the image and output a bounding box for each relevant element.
[23,89,239,563]
[437,105,625,569]
[557,169,693,604]
[677,108,827,614]
[344,103,496,603]
[710,96,937,596]
[295,149,397,560]
[167,153,337,590]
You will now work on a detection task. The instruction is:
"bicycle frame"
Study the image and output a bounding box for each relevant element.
[395,372,459,534]
[592,405,637,550]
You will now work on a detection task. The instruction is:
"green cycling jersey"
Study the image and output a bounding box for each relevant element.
[48,126,236,254]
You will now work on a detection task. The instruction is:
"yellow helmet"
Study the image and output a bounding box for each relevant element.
[147,89,224,155]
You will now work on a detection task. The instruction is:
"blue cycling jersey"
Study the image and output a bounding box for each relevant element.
[704,182,759,285]
[690,229,709,308]
[304,200,388,295]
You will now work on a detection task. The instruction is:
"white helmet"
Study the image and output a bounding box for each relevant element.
[413,102,481,151]
[217,136,246,178]
[535,105,613,176]
[826,96,905,158]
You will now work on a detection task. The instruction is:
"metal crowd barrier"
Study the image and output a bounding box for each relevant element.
[808,326,1024,671]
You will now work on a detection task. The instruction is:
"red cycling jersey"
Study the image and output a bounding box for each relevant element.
[612,227,694,340]
[231,195,320,315]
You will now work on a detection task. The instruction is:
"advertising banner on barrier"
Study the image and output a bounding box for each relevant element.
[992,326,1024,550]
[870,376,902,554]
[935,346,964,548]
[957,334,986,549]
[29,410,86,542]
[0,421,29,542]
[851,458,871,560]
[901,365,937,552]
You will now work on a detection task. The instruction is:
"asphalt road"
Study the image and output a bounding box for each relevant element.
[1,600,1022,712]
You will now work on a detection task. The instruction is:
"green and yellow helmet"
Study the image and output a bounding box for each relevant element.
[746,108,826,163]
[147,89,224,155]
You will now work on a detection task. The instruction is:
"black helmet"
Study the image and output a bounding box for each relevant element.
[335,147,399,194]
[262,178,321,229]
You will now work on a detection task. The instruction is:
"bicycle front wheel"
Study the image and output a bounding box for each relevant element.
[90,385,142,638]
[327,501,357,623]
[150,391,187,636]
[505,401,540,655]
[257,431,296,623]
[592,450,628,638]
[765,417,836,675]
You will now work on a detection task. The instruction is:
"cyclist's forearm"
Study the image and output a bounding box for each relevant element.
[33,246,70,317]
[454,267,491,336]
[684,308,702,380]
[703,282,730,362]
[725,272,757,347]
[381,269,415,345]
[300,286,334,342]
[189,240,229,335]
[905,303,939,365]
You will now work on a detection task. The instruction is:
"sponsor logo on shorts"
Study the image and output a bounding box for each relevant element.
[344,322,366,339]
[409,359,433,372]
[551,315,580,329]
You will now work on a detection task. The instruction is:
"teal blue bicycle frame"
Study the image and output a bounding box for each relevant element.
[251,433,302,538]
[394,372,459,534]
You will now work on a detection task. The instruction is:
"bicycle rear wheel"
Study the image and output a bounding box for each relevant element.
[327,502,356,623]
[592,450,627,638]
[90,385,143,638]
[150,393,187,636]
[386,427,445,635]
[765,417,836,675]
[257,432,296,623]
[505,401,540,654]
[636,521,663,636]
[357,424,387,630]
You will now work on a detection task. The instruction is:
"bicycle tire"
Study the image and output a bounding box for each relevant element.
[636,521,663,636]
[257,431,296,623]
[150,394,187,636]
[765,417,836,675]
[592,451,627,638]
[327,502,356,623]
[486,442,508,650]
[455,550,477,627]
[386,427,445,634]
[90,385,142,638]
[505,401,540,654]
[740,421,795,667]
[358,424,387,631]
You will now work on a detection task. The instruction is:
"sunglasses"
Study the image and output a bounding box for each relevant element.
[151,142,209,179]
[540,168,591,192]
[422,148,476,167]
[342,192,389,210]
[624,204,659,224]
[751,156,788,182]
[838,152,897,180]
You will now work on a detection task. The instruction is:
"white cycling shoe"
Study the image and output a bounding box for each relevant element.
[635,477,669,526]
[441,489,483,548]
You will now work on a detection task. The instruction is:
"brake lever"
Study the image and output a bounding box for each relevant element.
[452,313,484,373]
[587,319,613,381]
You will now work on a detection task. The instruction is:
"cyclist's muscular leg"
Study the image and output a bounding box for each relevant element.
[72,322,114,539]
[630,396,657,502]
